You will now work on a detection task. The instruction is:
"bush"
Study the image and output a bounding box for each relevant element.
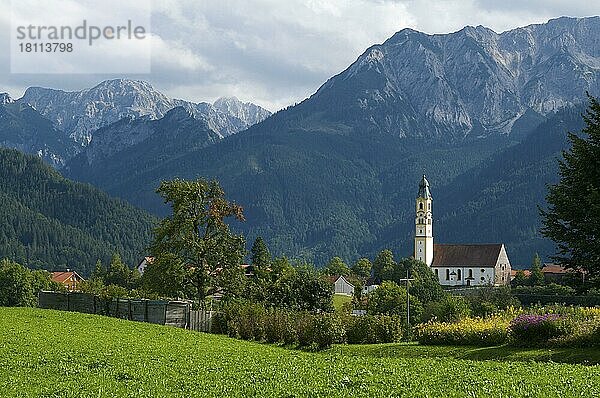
[264,308,296,345]
[508,314,571,346]
[513,284,576,296]
[464,286,520,317]
[414,316,509,346]
[312,313,345,349]
[345,315,403,344]
[422,295,471,323]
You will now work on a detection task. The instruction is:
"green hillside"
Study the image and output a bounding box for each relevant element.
[68,113,513,264]
[2,308,599,397]
[0,148,156,274]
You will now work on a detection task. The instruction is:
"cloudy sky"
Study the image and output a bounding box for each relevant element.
[1,0,598,111]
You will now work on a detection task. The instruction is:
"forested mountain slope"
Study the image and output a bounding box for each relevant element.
[0,148,156,274]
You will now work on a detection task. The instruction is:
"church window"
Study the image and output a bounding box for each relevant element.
[445,269,450,280]
[457,269,462,280]
[428,219,431,225]
[434,269,438,277]
[468,269,473,278]
[419,203,423,210]
[428,203,431,210]
[481,269,485,273]
[480,277,485,281]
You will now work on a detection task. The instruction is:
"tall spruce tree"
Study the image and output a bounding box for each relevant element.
[250,236,271,269]
[529,253,545,286]
[541,94,600,278]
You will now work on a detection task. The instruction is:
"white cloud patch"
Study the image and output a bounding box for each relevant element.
[0,0,597,110]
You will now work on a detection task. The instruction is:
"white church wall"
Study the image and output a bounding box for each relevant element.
[433,266,495,286]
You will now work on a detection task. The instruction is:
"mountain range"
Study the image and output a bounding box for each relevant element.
[2,16,599,268]
[19,79,271,146]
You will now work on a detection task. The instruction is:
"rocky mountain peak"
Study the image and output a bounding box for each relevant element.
[0,93,13,104]
[312,16,600,140]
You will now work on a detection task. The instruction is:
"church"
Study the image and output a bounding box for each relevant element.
[413,175,511,286]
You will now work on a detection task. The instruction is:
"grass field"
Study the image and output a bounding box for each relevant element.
[332,293,352,311]
[2,308,600,397]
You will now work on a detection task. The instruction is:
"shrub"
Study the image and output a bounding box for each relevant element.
[264,309,296,345]
[295,313,316,347]
[508,314,571,346]
[414,316,509,346]
[464,286,520,317]
[422,295,471,323]
[345,315,403,344]
[312,313,345,349]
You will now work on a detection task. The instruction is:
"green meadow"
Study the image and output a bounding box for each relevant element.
[1,307,599,397]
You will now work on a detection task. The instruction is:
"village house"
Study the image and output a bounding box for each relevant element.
[330,275,355,296]
[136,256,154,275]
[413,175,512,286]
[51,270,85,291]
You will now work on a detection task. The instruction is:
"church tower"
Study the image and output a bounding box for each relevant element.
[414,175,434,266]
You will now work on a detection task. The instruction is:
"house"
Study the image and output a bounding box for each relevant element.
[362,276,379,295]
[240,264,254,277]
[330,275,355,296]
[51,270,85,291]
[540,263,571,283]
[137,256,154,275]
[413,175,512,286]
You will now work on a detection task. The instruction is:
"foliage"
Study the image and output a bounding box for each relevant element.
[264,261,334,312]
[508,314,570,346]
[463,286,520,317]
[372,249,395,280]
[0,148,156,275]
[91,254,140,289]
[512,270,528,286]
[415,315,510,346]
[322,256,350,276]
[147,178,246,304]
[422,295,471,323]
[529,253,545,286]
[344,315,404,344]
[393,258,445,304]
[351,258,372,278]
[541,95,600,279]
[513,283,576,296]
[0,259,59,306]
[250,236,271,271]
[367,281,423,323]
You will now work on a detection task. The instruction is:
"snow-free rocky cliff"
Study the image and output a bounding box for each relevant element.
[310,16,600,139]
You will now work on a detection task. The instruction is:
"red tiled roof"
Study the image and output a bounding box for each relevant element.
[51,271,84,283]
[510,269,531,277]
[541,264,569,274]
[431,244,503,267]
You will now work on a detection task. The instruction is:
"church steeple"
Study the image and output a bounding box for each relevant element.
[414,175,434,266]
[418,175,432,199]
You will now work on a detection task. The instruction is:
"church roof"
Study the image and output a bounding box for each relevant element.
[431,244,503,267]
[417,175,432,199]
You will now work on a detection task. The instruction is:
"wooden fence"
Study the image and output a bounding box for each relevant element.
[187,310,216,332]
[38,291,189,327]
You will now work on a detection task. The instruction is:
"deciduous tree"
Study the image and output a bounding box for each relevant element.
[146,178,246,305]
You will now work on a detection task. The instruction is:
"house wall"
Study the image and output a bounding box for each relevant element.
[334,278,354,295]
[432,266,495,286]
[493,245,512,286]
